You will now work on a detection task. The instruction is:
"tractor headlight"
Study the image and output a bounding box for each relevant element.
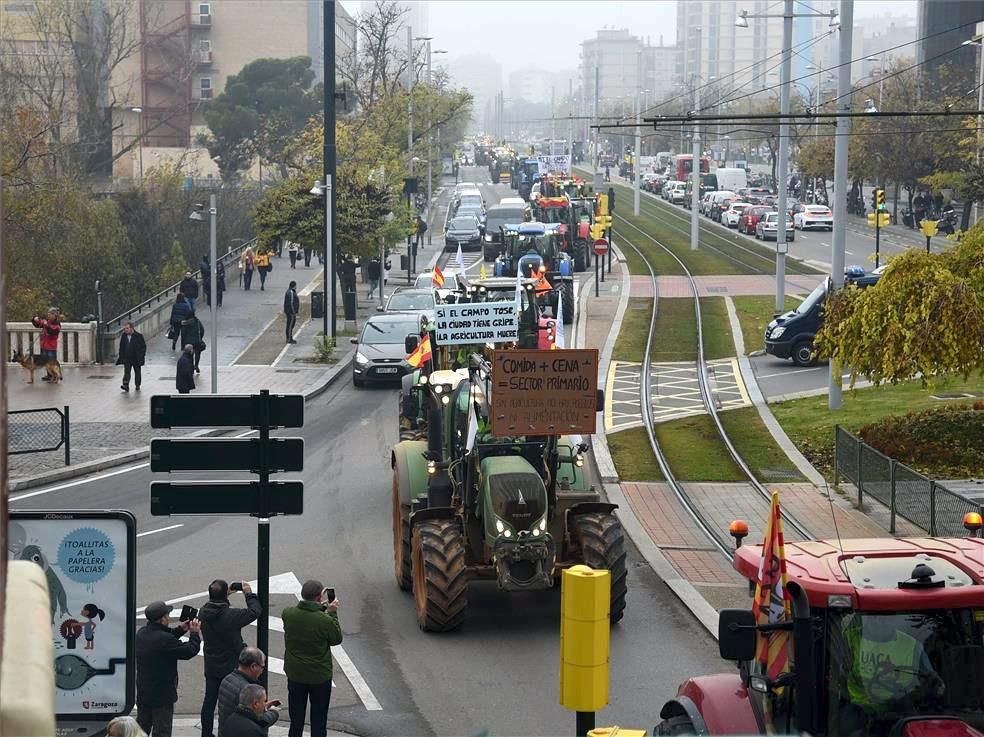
[539,518,547,531]
[355,351,370,366]
[441,395,450,405]
[503,529,512,538]
[427,460,437,475]
[575,453,584,468]
[496,519,505,533]
[484,234,492,242]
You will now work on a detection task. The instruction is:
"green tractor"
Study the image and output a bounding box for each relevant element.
[391,357,626,632]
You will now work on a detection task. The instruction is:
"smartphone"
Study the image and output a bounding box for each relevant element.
[322,587,336,603]
[180,604,198,622]
[229,582,244,592]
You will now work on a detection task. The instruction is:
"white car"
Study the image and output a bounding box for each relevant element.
[793,204,833,231]
[669,182,687,204]
[723,202,751,228]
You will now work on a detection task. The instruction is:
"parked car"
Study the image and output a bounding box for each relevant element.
[668,181,687,204]
[755,211,796,241]
[723,202,751,228]
[710,197,734,223]
[706,191,736,218]
[737,205,770,235]
[793,203,834,231]
[444,214,483,251]
[662,179,682,199]
[699,192,718,215]
[352,313,424,387]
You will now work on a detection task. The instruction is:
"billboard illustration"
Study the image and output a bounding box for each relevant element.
[8,511,136,721]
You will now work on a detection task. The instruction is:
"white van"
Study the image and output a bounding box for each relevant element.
[714,167,748,194]
[669,181,687,204]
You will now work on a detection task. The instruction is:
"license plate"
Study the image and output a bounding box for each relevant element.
[376,367,398,374]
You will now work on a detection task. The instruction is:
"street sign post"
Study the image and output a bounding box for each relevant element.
[592,238,609,255]
[149,390,304,688]
[592,238,609,298]
[490,348,599,436]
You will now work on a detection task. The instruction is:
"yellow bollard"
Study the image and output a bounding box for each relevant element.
[560,564,610,736]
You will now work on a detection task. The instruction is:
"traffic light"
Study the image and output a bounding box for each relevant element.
[590,223,605,241]
[875,189,886,210]
[596,193,609,216]
[596,215,612,233]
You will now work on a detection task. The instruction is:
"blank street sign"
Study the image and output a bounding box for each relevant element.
[150,395,304,429]
[150,481,304,516]
[150,438,304,473]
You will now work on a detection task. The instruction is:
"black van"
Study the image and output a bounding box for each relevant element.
[764,268,881,366]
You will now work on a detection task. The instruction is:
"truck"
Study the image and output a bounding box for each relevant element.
[713,167,748,194]
[391,356,626,632]
[656,514,984,736]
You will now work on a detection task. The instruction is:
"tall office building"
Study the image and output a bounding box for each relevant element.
[916,0,983,85]
[580,29,678,118]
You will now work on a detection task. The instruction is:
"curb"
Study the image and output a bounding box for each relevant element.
[8,353,355,492]
[723,297,827,487]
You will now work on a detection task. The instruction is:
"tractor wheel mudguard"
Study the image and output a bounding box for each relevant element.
[392,440,429,507]
[660,674,758,735]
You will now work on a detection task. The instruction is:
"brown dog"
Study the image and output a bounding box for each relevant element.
[11,351,62,384]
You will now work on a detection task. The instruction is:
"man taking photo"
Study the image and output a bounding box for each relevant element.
[199,580,262,737]
[282,580,342,737]
[217,648,279,737]
[136,601,202,736]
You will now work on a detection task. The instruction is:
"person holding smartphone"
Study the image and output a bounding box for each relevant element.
[198,580,262,737]
[281,580,342,737]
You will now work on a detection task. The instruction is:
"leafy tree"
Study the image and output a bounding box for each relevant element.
[203,57,323,181]
[815,235,984,387]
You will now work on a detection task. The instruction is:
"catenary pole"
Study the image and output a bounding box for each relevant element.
[323,0,337,340]
[829,0,854,410]
[775,0,793,313]
[209,193,218,392]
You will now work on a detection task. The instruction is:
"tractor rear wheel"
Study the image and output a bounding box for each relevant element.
[573,513,627,624]
[392,470,412,591]
[573,242,587,272]
[561,281,575,325]
[412,519,468,632]
[655,716,697,735]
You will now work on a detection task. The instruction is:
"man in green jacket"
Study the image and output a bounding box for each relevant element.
[282,580,342,737]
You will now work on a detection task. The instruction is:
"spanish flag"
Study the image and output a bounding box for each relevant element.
[406,334,432,368]
[480,263,487,280]
[753,491,792,734]
[432,265,445,288]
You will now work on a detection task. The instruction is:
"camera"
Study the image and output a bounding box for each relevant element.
[180,605,199,622]
[229,582,244,592]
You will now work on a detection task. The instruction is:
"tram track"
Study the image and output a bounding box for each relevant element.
[613,213,813,554]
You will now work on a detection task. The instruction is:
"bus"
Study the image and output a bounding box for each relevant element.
[674,154,710,183]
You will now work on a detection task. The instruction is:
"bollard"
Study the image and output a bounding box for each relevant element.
[560,565,610,737]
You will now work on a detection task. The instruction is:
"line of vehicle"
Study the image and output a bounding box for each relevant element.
[613,214,813,543]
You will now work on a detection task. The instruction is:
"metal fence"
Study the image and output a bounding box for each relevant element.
[8,406,70,466]
[834,425,981,536]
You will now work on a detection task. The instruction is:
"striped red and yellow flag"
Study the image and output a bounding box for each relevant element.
[405,334,432,369]
[753,491,792,734]
[432,265,445,288]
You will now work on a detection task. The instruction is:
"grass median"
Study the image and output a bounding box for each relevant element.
[731,295,802,356]
[770,376,984,479]
[649,297,735,362]
[607,426,665,481]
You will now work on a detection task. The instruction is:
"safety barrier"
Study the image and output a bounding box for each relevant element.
[834,425,981,536]
[8,405,70,467]
[6,322,98,365]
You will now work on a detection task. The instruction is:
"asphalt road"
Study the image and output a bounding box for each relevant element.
[13,169,723,736]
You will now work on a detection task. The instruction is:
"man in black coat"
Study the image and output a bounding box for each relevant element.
[223,684,272,737]
[283,280,299,344]
[136,601,202,736]
[177,345,196,394]
[217,648,279,737]
[117,321,146,392]
[199,580,263,737]
[180,272,200,313]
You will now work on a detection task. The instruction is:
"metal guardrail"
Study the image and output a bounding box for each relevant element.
[834,425,981,536]
[8,406,70,466]
[103,237,258,333]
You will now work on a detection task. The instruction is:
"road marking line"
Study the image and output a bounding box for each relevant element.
[604,361,618,430]
[728,357,752,406]
[755,366,826,379]
[136,524,184,538]
[273,318,311,367]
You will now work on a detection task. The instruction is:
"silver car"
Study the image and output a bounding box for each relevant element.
[382,287,436,318]
[352,313,423,386]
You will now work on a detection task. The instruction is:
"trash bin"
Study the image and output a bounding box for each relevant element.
[311,291,325,320]
[400,254,410,272]
[343,290,357,320]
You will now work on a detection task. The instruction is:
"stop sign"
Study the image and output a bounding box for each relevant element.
[593,238,609,256]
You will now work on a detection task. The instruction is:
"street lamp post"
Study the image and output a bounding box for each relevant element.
[963,34,983,226]
[310,180,335,340]
[189,196,218,392]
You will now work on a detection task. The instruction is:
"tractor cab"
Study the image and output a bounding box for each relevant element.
[658,527,984,737]
[516,159,541,200]
[493,222,575,325]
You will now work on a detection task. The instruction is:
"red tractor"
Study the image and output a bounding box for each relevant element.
[656,516,984,737]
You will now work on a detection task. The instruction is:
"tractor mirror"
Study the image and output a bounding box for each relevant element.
[596,389,605,412]
[718,609,757,661]
[405,335,419,354]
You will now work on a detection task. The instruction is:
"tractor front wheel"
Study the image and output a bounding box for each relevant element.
[573,512,627,624]
[392,470,412,591]
[561,282,575,325]
[412,519,468,632]
[573,242,587,272]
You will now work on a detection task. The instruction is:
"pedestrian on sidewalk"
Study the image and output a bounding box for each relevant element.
[201,254,212,306]
[179,314,205,374]
[32,308,61,382]
[255,250,271,291]
[176,345,196,394]
[415,214,427,249]
[223,685,273,737]
[217,648,279,737]
[384,257,391,286]
[366,258,381,299]
[180,272,199,313]
[199,579,262,737]
[135,601,201,736]
[282,580,342,737]
[286,241,299,270]
[117,322,146,393]
[303,245,313,268]
[169,294,193,350]
[240,247,256,291]
[284,281,299,344]
[215,260,226,307]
